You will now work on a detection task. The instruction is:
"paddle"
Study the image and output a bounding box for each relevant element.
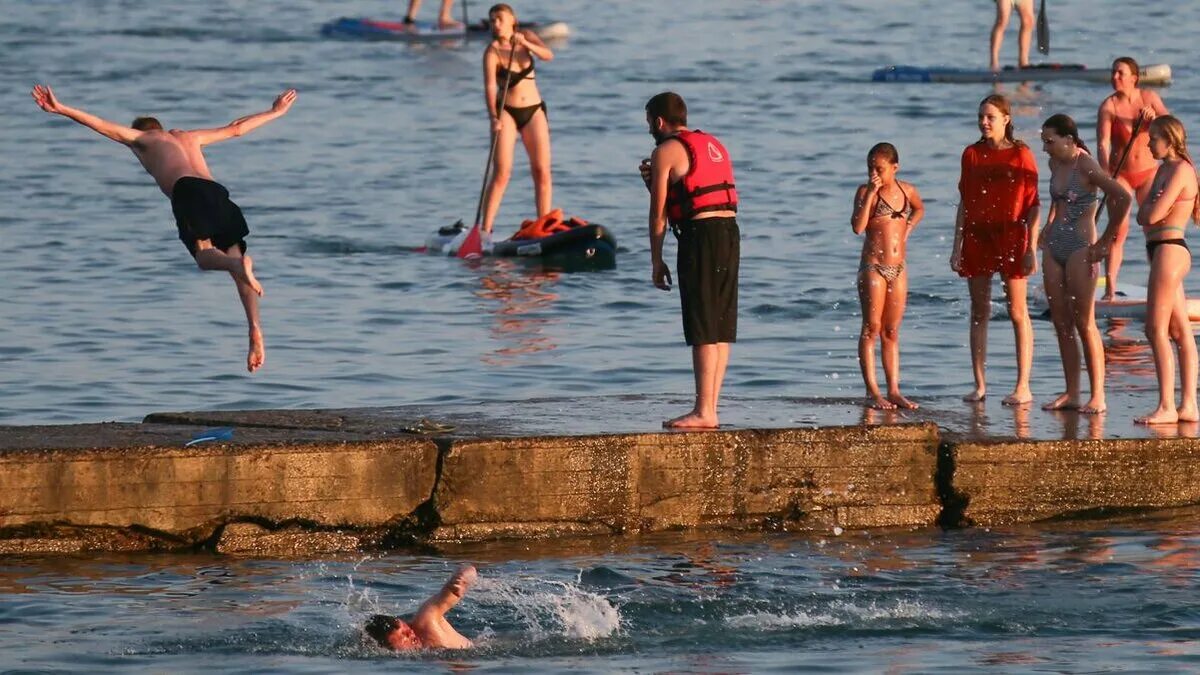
[457,34,516,259]
[1036,0,1049,55]
[1093,110,1147,236]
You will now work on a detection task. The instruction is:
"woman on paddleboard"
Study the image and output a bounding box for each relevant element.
[951,94,1041,405]
[851,143,925,410]
[1037,114,1130,415]
[480,3,554,236]
[1092,116,1198,424]
[1096,56,1170,301]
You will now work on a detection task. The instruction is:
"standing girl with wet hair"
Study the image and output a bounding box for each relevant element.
[1038,114,1130,414]
[1097,56,1170,301]
[851,142,925,409]
[480,3,554,236]
[1093,115,1199,424]
[951,94,1041,405]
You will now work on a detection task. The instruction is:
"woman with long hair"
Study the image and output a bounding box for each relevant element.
[951,94,1042,405]
[480,3,554,236]
[1094,115,1199,424]
[1096,56,1170,300]
[1038,114,1130,414]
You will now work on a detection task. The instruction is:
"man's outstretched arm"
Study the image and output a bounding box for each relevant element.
[417,565,477,618]
[190,89,297,146]
[31,85,142,145]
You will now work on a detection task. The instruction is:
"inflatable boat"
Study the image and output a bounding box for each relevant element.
[425,212,617,269]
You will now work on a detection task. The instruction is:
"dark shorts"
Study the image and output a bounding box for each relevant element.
[170,177,249,258]
[673,217,740,346]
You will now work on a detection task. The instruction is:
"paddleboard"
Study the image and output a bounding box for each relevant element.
[320,17,570,41]
[1032,278,1200,322]
[424,221,617,269]
[872,63,1171,86]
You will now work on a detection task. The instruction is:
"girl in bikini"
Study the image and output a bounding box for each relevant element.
[1093,116,1199,424]
[1038,114,1130,414]
[1096,56,1170,301]
[851,143,925,410]
[480,3,554,235]
[951,94,1041,405]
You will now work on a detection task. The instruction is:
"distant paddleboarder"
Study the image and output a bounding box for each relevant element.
[989,0,1034,72]
[640,92,740,429]
[31,84,297,373]
[403,0,464,30]
[364,565,477,651]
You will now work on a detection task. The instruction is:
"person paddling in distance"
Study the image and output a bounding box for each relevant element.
[951,94,1042,405]
[30,84,296,373]
[1092,116,1199,425]
[403,0,463,30]
[479,3,554,239]
[1097,56,1170,301]
[1038,114,1131,414]
[640,92,740,429]
[851,143,925,410]
[989,0,1035,72]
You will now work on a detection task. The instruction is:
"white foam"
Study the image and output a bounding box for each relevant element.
[471,575,621,641]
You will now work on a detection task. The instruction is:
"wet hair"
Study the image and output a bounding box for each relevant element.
[488,3,515,18]
[645,92,687,127]
[1112,56,1140,84]
[867,142,899,164]
[364,614,399,647]
[131,116,162,131]
[1041,113,1091,154]
[977,94,1024,147]
[1149,115,1200,224]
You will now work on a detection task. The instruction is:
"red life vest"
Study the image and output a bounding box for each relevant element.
[665,129,738,226]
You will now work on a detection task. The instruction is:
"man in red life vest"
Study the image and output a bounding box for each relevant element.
[640,92,740,429]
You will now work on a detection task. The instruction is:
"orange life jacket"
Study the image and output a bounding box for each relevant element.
[665,129,738,226]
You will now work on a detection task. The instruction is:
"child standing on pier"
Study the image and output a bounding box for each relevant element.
[851,143,925,409]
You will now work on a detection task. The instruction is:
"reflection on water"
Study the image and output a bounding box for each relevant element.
[476,261,562,366]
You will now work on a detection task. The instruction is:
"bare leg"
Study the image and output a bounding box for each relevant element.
[406,0,422,20]
[220,245,265,373]
[665,343,723,429]
[881,268,916,409]
[480,113,518,233]
[1016,0,1035,67]
[437,0,463,29]
[989,0,1012,72]
[1067,249,1106,413]
[1103,177,1134,301]
[194,242,262,296]
[1042,252,1081,410]
[1170,279,1198,421]
[519,108,553,218]
[1002,275,1034,405]
[858,268,894,409]
[1136,246,1190,424]
[964,275,993,401]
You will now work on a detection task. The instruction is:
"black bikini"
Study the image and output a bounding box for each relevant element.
[495,50,546,131]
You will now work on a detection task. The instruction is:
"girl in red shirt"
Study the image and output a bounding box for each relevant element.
[951,94,1042,405]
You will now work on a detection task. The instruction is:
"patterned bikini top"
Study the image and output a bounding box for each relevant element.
[872,187,913,220]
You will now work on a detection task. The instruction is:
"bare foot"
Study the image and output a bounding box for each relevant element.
[962,388,986,402]
[887,392,919,409]
[438,18,465,30]
[1079,398,1106,415]
[247,329,265,373]
[1041,392,1080,411]
[868,394,897,410]
[1178,404,1199,423]
[1101,291,1115,302]
[1003,388,1033,406]
[1135,406,1179,425]
[663,410,718,429]
[239,254,264,297]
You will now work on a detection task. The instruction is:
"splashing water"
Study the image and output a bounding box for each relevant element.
[470,573,621,641]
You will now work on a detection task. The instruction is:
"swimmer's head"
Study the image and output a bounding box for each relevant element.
[364,614,422,651]
[645,92,687,144]
[131,116,163,131]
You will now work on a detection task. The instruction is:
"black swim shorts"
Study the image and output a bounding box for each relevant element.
[673,216,740,346]
[170,176,250,258]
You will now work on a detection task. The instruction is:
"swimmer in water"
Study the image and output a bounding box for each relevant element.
[364,565,477,651]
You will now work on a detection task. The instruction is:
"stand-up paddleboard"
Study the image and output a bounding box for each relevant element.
[1032,278,1200,321]
[873,63,1171,86]
[426,221,617,269]
[320,17,570,41]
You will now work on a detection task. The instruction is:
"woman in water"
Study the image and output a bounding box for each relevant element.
[851,143,925,410]
[951,94,1041,405]
[480,3,554,236]
[1038,114,1130,414]
[1093,116,1198,424]
[1096,56,1170,300]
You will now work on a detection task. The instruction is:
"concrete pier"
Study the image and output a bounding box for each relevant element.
[2,393,1199,555]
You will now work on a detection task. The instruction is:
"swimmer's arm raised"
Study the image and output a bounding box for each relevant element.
[190,89,297,146]
[31,85,141,145]
[417,565,477,616]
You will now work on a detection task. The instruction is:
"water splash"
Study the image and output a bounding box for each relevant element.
[470,573,621,641]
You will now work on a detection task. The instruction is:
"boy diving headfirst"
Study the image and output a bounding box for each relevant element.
[364,564,477,650]
[30,84,297,373]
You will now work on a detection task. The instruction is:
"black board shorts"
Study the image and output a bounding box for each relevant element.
[673,216,740,346]
[170,177,249,258]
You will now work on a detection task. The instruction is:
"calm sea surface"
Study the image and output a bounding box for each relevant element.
[3,0,1200,670]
